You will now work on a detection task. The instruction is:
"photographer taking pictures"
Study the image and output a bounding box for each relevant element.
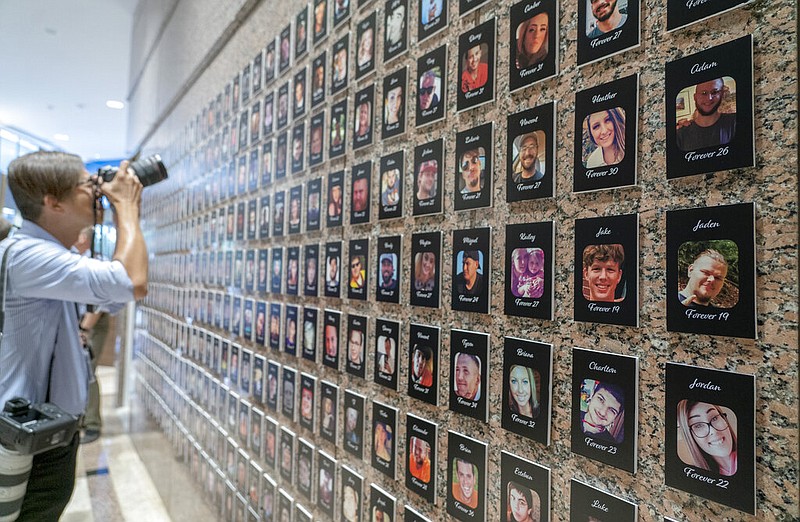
[0,151,148,520]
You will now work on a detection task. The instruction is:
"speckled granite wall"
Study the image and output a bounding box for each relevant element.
[130,0,797,520]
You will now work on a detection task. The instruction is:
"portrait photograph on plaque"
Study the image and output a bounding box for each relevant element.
[446,431,487,521]
[295,6,308,59]
[305,177,322,231]
[509,0,558,91]
[348,238,369,300]
[293,68,306,119]
[664,362,756,514]
[299,373,317,432]
[350,160,372,224]
[413,139,444,215]
[275,132,287,179]
[451,227,491,314]
[263,92,275,137]
[410,231,441,308]
[324,241,342,298]
[504,221,554,319]
[273,189,285,236]
[311,52,327,108]
[326,170,344,227]
[285,246,300,294]
[570,347,639,473]
[291,122,305,174]
[322,310,341,370]
[665,36,754,179]
[415,45,447,127]
[317,450,336,516]
[382,66,407,139]
[303,243,320,297]
[405,505,433,522]
[374,318,400,390]
[343,390,366,459]
[333,0,350,26]
[286,306,299,353]
[266,361,280,412]
[288,186,303,235]
[242,64,251,104]
[250,102,261,146]
[573,74,639,192]
[384,0,409,63]
[407,323,440,405]
[265,39,277,84]
[577,0,640,66]
[346,313,368,378]
[278,489,294,521]
[457,18,496,112]
[454,123,493,211]
[449,329,489,422]
[302,307,318,361]
[331,35,350,95]
[501,336,553,445]
[341,465,363,522]
[270,247,284,294]
[418,0,447,41]
[665,202,756,339]
[667,203,758,339]
[355,13,377,80]
[500,451,551,522]
[269,303,282,351]
[277,82,290,130]
[406,413,437,504]
[372,402,398,479]
[313,0,328,44]
[279,429,296,485]
[376,235,401,303]
[507,103,555,201]
[353,84,375,149]
[570,479,638,521]
[319,380,339,443]
[308,112,325,167]
[371,484,396,522]
[329,99,348,159]
[297,440,314,501]
[379,151,404,219]
[573,213,639,326]
[281,366,297,421]
[261,141,273,187]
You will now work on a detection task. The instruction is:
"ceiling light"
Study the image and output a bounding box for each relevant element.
[54,134,70,141]
[106,100,125,109]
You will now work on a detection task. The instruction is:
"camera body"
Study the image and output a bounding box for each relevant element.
[97,154,168,188]
[0,398,79,456]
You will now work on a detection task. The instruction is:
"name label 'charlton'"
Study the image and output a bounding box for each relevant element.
[589,361,617,373]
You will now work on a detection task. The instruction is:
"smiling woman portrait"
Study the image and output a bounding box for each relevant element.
[583,107,626,168]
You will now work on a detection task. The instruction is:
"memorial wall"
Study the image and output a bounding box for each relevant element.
[129,0,797,520]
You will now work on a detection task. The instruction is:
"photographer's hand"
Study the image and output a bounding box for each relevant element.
[98,161,149,299]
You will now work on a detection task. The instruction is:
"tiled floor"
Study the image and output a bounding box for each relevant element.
[62,366,216,522]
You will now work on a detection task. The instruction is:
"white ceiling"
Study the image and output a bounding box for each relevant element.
[0,0,139,162]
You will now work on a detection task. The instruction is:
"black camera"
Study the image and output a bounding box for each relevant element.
[0,398,79,456]
[97,154,168,188]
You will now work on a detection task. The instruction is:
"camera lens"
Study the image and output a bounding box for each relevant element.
[128,154,168,187]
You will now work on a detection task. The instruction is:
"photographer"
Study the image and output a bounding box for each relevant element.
[0,151,147,520]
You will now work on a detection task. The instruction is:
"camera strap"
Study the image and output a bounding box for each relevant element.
[0,237,20,341]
